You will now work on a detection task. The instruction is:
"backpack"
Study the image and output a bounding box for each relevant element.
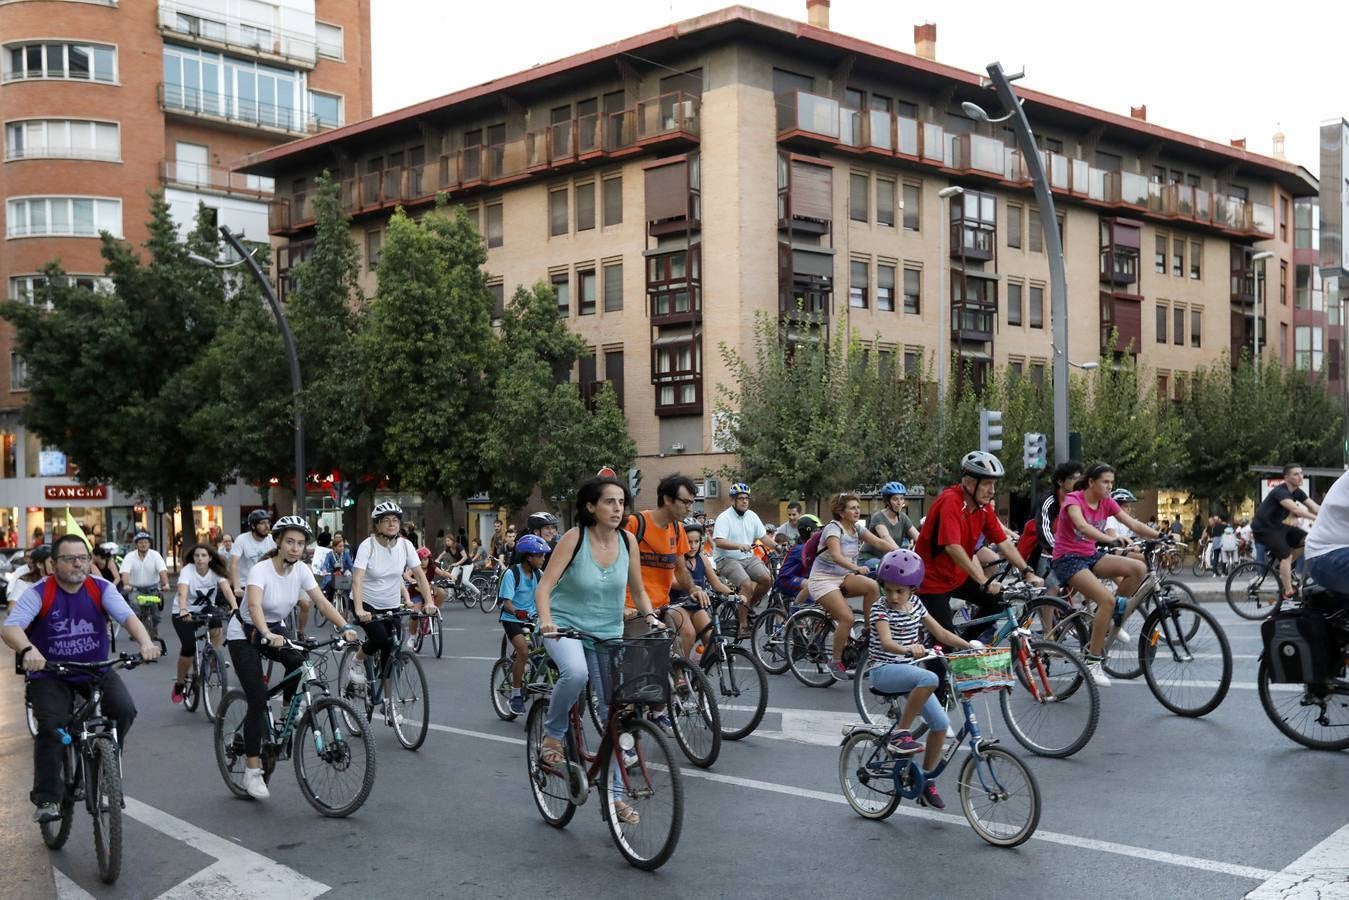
[799,529,823,573]
[36,575,105,621]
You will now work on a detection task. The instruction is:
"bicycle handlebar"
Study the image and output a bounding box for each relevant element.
[17,650,160,677]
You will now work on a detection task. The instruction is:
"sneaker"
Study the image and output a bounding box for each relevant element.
[1107,624,1131,647]
[1085,659,1112,687]
[621,747,641,769]
[828,660,853,680]
[171,683,185,704]
[888,730,923,756]
[32,803,61,823]
[509,694,526,716]
[383,700,405,727]
[648,712,674,736]
[242,767,270,800]
[347,663,367,685]
[919,780,946,810]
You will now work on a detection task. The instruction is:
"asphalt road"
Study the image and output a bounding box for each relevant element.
[3,595,1346,900]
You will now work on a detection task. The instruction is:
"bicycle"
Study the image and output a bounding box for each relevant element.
[1256,587,1349,751]
[689,593,768,740]
[443,574,480,611]
[1225,555,1302,621]
[214,634,376,817]
[782,599,869,688]
[181,609,230,722]
[524,628,683,870]
[335,609,430,751]
[748,587,804,674]
[657,612,721,768]
[407,602,444,658]
[839,647,1042,847]
[23,652,157,884]
[491,620,557,720]
[330,573,354,620]
[471,568,501,614]
[132,588,165,642]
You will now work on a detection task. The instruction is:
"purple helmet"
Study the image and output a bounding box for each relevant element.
[876,548,925,588]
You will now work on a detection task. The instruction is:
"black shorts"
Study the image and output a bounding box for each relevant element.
[1254,525,1305,561]
[501,619,531,640]
[918,578,1005,645]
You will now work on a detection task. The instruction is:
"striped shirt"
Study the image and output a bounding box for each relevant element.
[869,598,928,666]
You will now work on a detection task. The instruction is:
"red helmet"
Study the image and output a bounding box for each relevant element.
[416,546,431,560]
[876,548,925,588]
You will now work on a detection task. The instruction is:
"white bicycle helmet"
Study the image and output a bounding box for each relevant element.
[960,451,1005,479]
[271,516,313,539]
[371,500,404,521]
[1110,488,1137,504]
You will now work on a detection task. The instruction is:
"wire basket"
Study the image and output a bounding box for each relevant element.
[332,574,353,592]
[607,636,672,706]
[948,648,1013,695]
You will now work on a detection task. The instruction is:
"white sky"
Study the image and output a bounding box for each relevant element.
[371,0,1346,180]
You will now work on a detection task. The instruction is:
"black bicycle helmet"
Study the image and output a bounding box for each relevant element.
[527,511,560,532]
[246,509,272,528]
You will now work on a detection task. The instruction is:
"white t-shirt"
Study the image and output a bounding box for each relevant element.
[1103,516,1135,541]
[1305,472,1349,560]
[122,549,167,588]
[712,508,766,562]
[354,536,419,610]
[231,532,276,586]
[226,558,317,641]
[175,565,225,615]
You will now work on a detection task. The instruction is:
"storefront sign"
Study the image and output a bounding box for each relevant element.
[43,484,107,501]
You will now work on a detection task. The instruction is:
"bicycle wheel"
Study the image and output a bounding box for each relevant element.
[838,730,901,820]
[490,657,518,720]
[1190,556,1205,577]
[459,585,477,610]
[89,738,124,883]
[40,752,74,849]
[201,646,229,722]
[703,646,767,740]
[1256,658,1349,751]
[389,650,429,750]
[785,608,837,688]
[524,700,576,827]
[957,745,1040,848]
[213,689,252,799]
[852,659,897,725]
[668,657,720,768]
[999,639,1099,758]
[480,590,500,614]
[431,614,444,659]
[410,619,426,654]
[1140,601,1232,717]
[1021,597,1088,654]
[1100,600,1145,680]
[335,645,373,727]
[1157,581,1202,641]
[293,697,376,817]
[600,717,683,870]
[750,606,790,675]
[1225,561,1280,620]
[183,660,202,714]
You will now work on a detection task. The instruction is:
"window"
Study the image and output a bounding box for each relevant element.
[9,352,27,390]
[162,45,304,131]
[904,348,921,377]
[1191,308,1202,348]
[4,119,119,161]
[850,173,869,222]
[1173,305,1185,346]
[604,349,624,409]
[602,176,622,226]
[488,281,505,321]
[365,229,382,271]
[1030,362,1046,387]
[552,272,570,316]
[876,264,895,311]
[1295,326,1324,372]
[849,259,869,308]
[485,203,503,248]
[1294,200,1317,250]
[1009,359,1024,380]
[903,267,921,315]
[876,178,895,227]
[1189,240,1201,279]
[1006,202,1022,249]
[1157,373,1169,400]
[1006,281,1023,326]
[9,274,110,307]
[575,182,596,232]
[1154,234,1167,274]
[548,187,568,236]
[309,91,342,129]
[6,197,121,238]
[1280,260,1289,305]
[4,41,115,83]
[316,22,344,59]
[902,183,920,231]
[1156,302,1168,343]
[1028,208,1043,253]
[603,262,623,312]
[1172,237,1184,277]
[1028,284,1044,329]
[578,268,597,316]
[1175,372,1188,401]
[1280,197,1288,242]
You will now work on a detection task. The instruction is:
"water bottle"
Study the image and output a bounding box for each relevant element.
[57,728,71,746]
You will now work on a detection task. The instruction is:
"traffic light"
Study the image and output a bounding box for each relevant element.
[1023,432,1048,471]
[978,409,1004,454]
[628,467,642,497]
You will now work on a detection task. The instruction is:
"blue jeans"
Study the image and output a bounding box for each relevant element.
[542,637,612,740]
[1307,548,1349,595]
[869,662,950,732]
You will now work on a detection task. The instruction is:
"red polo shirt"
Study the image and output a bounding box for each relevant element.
[916,485,1007,594]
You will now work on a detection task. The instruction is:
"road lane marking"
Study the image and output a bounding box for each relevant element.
[54,870,96,900]
[1246,823,1349,898]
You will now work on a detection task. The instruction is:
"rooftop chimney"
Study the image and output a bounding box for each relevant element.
[914,22,936,61]
[806,0,829,29]
[1230,137,1246,150]
[1130,105,1147,121]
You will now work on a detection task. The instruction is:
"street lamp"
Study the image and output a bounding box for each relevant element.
[187,226,306,518]
[965,63,1074,464]
[936,184,964,479]
[1251,250,1276,383]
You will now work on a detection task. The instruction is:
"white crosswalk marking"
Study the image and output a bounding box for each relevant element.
[1246,823,1349,898]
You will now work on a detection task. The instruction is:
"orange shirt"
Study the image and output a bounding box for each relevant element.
[623,511,691,611]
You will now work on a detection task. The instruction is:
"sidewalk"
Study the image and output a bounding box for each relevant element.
[0,676,58,900]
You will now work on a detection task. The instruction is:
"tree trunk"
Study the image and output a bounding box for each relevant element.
[179,492,196,565]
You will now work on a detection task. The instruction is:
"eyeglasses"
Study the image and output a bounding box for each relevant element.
[55,554,91,564]
[673,495,696,506]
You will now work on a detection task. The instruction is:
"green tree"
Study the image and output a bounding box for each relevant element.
[537,382,635,520]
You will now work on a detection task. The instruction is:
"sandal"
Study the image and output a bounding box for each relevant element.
[539,739,565,768]
[613,800,640,825]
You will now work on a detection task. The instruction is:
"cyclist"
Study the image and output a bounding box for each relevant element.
[713,482,771,635]
[226,516,357,800]
[170,543,235,704]
[1305,469,1349,593]
[230,510,275,603]
[535,475,662,824]
[1033,461,1085,587]
[869,548,983,809]
[1251,462,1319,600]
[347,502,435,705]
[404,547,446,648]
[119,530,170,642]
[498,534,550,715]
[2,533,161,822]
[91,542,120,586]
[437,533,480,601]
[810,492,895,677]
[1103,488,1138,541]
[17,544,54,586]
[914,451,1042,643]
[861,482,920,573]
[527,511,561,550]
[670,518,735,639]
[774,513,820,602]
[216,533,234,565]
[317,532,353,606]
[1050,462,1162,685]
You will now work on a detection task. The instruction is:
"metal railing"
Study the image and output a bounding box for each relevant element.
[162,160,274,197]
[157,0,318,68]
[159,83,322,135]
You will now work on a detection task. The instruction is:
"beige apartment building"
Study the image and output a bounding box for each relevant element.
[245,3,1320,519]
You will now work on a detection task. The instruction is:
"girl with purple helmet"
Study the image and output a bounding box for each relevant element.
[868,548,983,810]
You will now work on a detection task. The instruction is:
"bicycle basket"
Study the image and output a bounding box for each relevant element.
[607,636,671,705]
[948,648,1013,695]
[332,574,352,592]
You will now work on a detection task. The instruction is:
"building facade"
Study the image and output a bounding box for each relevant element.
[0,0,371,548]
[246,4,1321,521]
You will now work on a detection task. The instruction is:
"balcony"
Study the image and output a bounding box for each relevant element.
[951,302,996,343]
[647,245,701,327]
[162,160,273,199]
[160,83,321,136]
[951,134,1006,177]
[158,1,318,69]
[1099,217,1141,286]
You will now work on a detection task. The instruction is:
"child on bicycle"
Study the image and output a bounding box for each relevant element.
[669,519,735,659]
[869,548,982,810]
[774,514,820,605]
[499,535,550,714]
